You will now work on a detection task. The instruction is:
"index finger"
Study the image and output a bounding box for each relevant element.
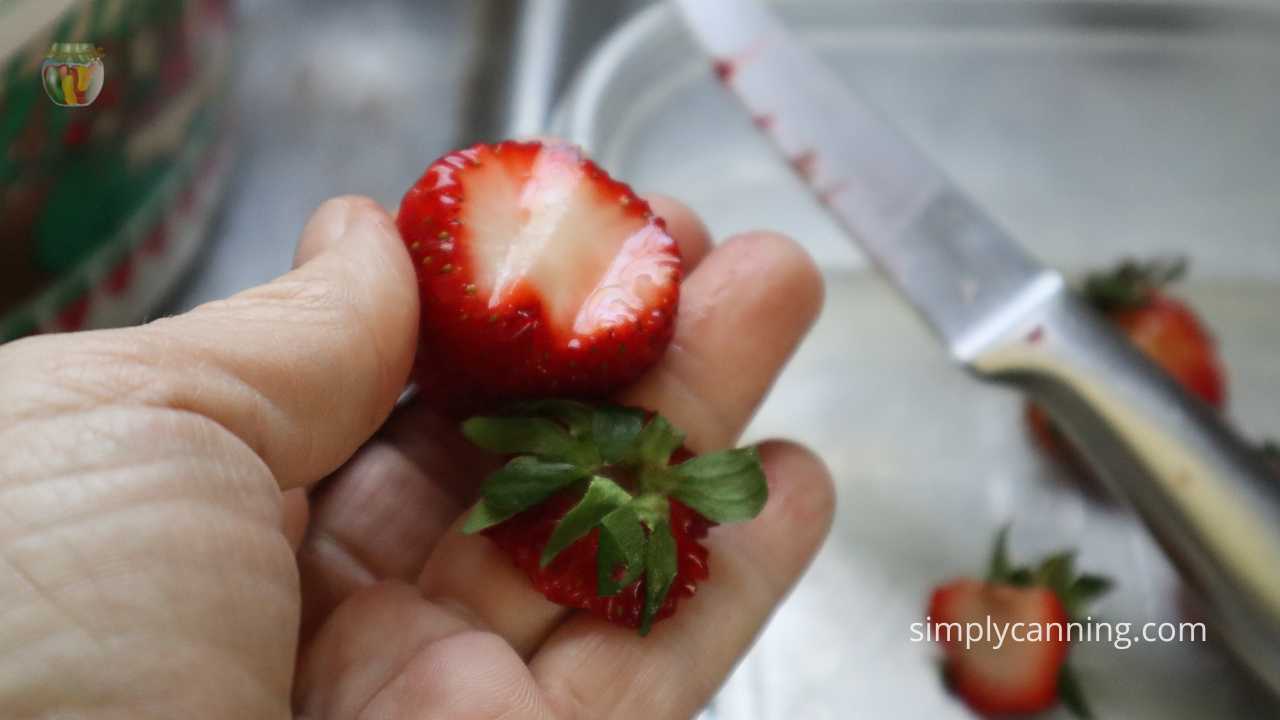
[620,230,824,450]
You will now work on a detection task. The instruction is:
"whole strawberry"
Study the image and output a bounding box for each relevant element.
[461,400,767,634]
[1027,257,1226,457]
[928,529,1111,718]
[397,141,681,414]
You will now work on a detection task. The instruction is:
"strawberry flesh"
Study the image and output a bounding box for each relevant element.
[486,490,712,629]
[929,579,1070,716]
[398,141,681,413]
[1109,293,1225,409]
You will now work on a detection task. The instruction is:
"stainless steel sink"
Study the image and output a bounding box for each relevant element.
[167,0,653,312]
[176,2,1280,718]
[553,1,1280,718]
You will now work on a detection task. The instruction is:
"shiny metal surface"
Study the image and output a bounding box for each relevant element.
[167,0,477,311]
[166,0,651,312]
[557,1,1280,717]
[672,0,1059,362]
[674,0,1280,699]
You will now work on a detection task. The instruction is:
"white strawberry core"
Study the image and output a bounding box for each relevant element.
[462,143,678,336]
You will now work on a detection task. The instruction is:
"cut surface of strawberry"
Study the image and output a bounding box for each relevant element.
[929,580,1069,716]
[397,141,681,414]
[460,400,767,634]
[928,528,1111,718]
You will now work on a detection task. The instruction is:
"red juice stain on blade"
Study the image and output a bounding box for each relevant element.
[818,180,848,206]
[791,150,818,181]
[752,114,774,130]
[711,36,770,85]
[712,59,735,83]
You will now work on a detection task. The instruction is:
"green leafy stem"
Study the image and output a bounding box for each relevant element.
[460,399,767,634]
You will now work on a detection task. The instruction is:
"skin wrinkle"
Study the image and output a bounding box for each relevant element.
[1,491,296,652]
[0,390,297,716]
[640,340,732,452]
[232,272,362,471]
[0,335,167,428]
[1,328,293,496]
[360,631,551,720]
[0,416,209,496]
[419,529,570,660]
[348,216,419,416]
[304,529,380,590]
[0,543,106,655]
[296,585,459,717]
[317,448,460,579]
[539,641,603,720]
[150,308,320,480]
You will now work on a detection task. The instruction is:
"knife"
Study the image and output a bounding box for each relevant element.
[672,0,1280,694]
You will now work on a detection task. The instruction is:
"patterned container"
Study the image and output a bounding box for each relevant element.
[0,0,235,342]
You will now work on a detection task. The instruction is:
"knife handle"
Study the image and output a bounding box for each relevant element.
[973,287,1280,693]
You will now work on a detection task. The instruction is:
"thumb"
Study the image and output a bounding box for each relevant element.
[0,196,419,489]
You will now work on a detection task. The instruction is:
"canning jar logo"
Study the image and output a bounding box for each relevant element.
[42,43,105,107]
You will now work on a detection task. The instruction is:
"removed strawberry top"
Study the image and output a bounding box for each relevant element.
[460,400,768,634]
[398,140,681,413]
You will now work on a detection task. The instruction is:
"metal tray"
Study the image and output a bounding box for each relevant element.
[553,2,1280,717]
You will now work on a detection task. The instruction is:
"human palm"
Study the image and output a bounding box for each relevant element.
[0,196,832,719]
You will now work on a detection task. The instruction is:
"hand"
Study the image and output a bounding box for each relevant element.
[0,196,833,719]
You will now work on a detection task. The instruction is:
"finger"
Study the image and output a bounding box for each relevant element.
[295,581,555,719]
[296,405,492,642]
[417,233,825,656]
[621,230,825,451]
[645,194,712,271]
[282,488,309,551]
[531,441,835,720]
[296,198,715,636]
[0,196,419,490]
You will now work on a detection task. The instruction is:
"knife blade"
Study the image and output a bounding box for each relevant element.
[671,0,1280,696]
[670,0,1062,362]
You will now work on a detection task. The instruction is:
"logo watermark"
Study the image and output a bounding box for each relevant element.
[42,43,105,108]
[911,616,1207,651]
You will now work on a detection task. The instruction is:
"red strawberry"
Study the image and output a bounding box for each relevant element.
[1028,258,1226,457]
[929,581,1069,716]
[461,400,767,634]
[397,141,681,415]
[928,529,1110,718]
[485,486,712,629]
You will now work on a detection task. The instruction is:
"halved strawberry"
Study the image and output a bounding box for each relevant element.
[928,529,1111,718]
[460,400,767,634]
[397,141,681,414]
[929,581,1069,716]
[1028,258,1226,458]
